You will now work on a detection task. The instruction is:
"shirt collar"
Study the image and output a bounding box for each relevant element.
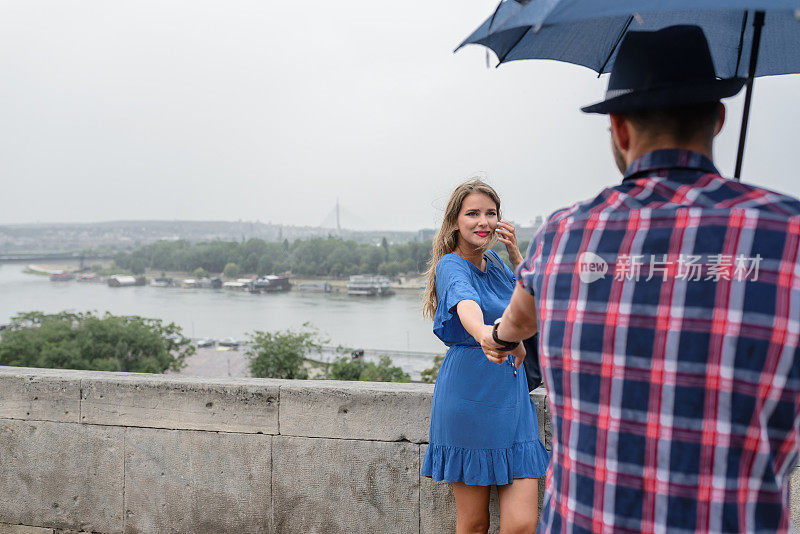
[623,149,720,182]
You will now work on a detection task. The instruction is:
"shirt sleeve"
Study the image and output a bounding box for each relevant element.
[433,257,481,344]
[516,225,545,296]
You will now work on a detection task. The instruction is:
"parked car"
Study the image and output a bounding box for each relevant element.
[218,337,240,349]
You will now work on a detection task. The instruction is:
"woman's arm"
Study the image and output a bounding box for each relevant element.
[455,299,492,342]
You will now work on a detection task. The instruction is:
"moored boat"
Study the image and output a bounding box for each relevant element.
[49,271,74,282]
[107,275,137,287]
[347,275,394,296]
[252,275,291,293]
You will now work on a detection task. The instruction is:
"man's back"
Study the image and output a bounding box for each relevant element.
[518,149,800,532]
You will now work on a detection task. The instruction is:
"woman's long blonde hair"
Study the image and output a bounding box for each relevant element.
[422,179,502,320]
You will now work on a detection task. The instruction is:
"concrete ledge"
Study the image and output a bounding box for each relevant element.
[0,525,56,534]
[279,380,432,443]
[0,371,80,423]
[81,373,281,434]
[0,525,94,534]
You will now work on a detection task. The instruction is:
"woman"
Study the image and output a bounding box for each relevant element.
[421,179,549,534]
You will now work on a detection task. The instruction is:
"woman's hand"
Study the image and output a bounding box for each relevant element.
[496,220,523,267]
[509,341,526,369]
[479,324,510,365]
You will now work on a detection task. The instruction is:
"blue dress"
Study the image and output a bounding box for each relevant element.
[421,250,549,486]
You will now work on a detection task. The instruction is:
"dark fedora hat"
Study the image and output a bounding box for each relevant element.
[581,25,745,114]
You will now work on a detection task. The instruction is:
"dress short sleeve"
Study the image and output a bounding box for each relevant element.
[433,256,480,345]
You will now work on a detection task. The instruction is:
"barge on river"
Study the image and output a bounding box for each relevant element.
[347,275,394,296]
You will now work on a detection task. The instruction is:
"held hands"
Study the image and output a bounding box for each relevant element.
[496,220,523,267]
[478,325,526,368]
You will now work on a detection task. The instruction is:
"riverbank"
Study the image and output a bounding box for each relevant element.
[23,262,426,291]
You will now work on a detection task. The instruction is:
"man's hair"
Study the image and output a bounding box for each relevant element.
[624,101,722,143]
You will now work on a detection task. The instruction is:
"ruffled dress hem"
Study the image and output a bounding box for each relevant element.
[421,440,549,486]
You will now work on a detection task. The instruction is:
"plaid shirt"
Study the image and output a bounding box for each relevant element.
[518,150,800,533]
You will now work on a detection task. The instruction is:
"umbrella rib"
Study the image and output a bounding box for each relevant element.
[485,0,503,68]
[497,25,533,65]
[734,11,749,78]
[598,16,634,78]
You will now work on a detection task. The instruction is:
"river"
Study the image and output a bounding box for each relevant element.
[0,263,447,379]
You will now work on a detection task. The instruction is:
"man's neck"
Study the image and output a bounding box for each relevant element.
[626,138,714,168]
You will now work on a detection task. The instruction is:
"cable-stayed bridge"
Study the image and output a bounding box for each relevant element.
[319,200,369,232]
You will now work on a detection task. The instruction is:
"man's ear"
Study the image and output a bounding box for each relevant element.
[714,103,726,137]
[609,114,631,151]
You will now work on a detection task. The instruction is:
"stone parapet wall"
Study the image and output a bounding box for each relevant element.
[0,365,796,533]
[0,366,549,533]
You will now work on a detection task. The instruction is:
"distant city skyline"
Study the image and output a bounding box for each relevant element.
[2,1,799,231]
[0,217,546,254]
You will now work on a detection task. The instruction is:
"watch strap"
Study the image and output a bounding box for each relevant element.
[492,320,520,350]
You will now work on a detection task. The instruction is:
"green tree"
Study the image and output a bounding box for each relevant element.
[0,311,193,373]
[420,354,444,384]
[326,355,410,383]
[380,237,389,260]
[257,254,274,277]
[193,267,208,279]
[116,235,434,279]
[223,262,240,279]
[326,356,366,381]
[247,325,324,379]
[378,260,403,278]
[362,247,384,274]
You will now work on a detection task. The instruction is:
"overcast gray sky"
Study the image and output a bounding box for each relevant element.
[3,1,800,231]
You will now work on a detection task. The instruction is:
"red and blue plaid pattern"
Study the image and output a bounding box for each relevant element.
[518,150,800,533]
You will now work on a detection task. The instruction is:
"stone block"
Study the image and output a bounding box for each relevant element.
[0,524,54,534]
[0,420,124,533]
[123,427,271,533]
[81,374,280,434]
[791,464,800,529]
[272,436,419,533]
[0,369,79,423]
[279,380,432,442]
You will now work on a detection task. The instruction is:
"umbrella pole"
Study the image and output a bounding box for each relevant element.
[734,11,764,181]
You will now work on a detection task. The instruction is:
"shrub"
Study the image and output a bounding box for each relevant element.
[326,354,410,383]
[0,311,192,373]
[421,354,444,383]
[246,325,324,379]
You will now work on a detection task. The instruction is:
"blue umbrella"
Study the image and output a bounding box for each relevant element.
[459,1,800,178]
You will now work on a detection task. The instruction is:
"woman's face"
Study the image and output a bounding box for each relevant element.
[456,192,498,250]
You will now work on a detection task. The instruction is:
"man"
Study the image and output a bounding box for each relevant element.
[485,25,800,532]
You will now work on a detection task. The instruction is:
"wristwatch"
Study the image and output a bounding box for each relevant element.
[492,318,520,350]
